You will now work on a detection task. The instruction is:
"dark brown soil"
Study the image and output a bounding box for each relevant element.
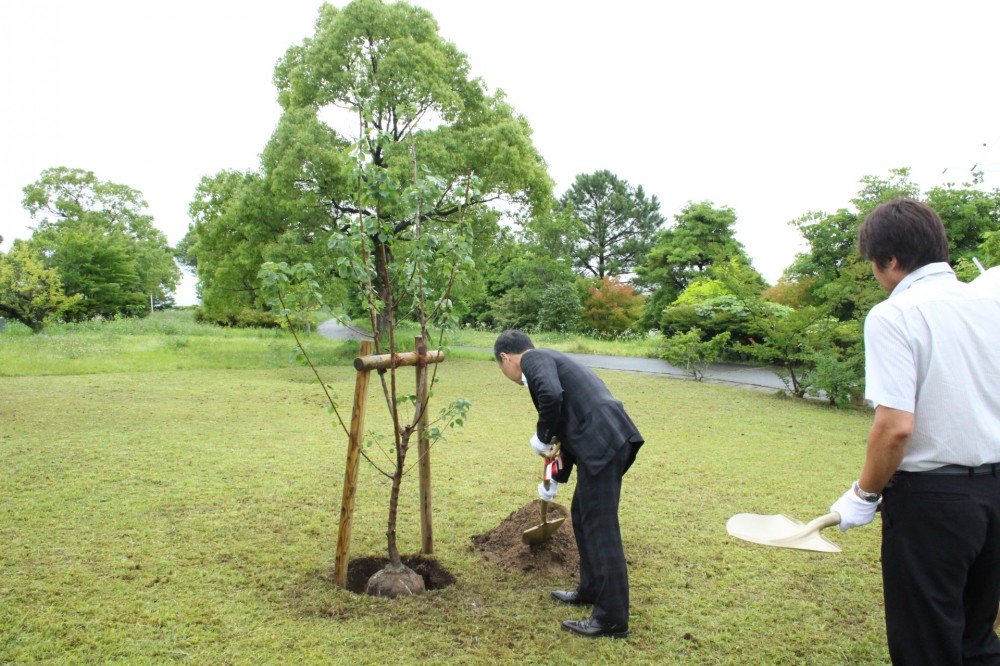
[342,501,578,595]
[472,500,579,578]
[346,555,456,594]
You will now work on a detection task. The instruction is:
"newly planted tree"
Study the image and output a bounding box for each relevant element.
[261,128,473,597]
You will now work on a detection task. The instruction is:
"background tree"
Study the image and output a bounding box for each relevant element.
[976,230,1000,271]
[537,282,584,333]
[783,167,1000,325]
[581,276,644,335]
[185,0,552,328]
[0,241,81,332]
[785,168,920,322]
[22,167,179,319]
[487,250,577,331]
[658,277,757,349]
[183,170,294,325]
[524,204,584,267]
[636,200,762,329]
[924,176,1000,269]
[785,208,859,300]
[457,225,521,327]
[557,170,664,279]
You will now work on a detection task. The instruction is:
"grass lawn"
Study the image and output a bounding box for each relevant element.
[426,323,663,359]
[0,312,886,664]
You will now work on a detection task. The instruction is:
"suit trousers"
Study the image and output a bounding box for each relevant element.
[882,471,1000,665]
[571,441,630,627]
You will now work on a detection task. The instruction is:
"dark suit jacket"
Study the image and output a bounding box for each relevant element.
[520,348,643,480]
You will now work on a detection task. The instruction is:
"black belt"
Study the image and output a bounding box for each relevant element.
[916,463,999,476]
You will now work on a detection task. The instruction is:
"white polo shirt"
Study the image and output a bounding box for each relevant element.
[865,262,1000,471]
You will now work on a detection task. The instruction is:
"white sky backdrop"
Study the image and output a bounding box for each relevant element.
[3,0,1000,305]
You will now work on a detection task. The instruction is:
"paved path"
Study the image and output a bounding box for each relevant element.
[316,320,786,392]
[561,352,786,391]
[316,319,377,341]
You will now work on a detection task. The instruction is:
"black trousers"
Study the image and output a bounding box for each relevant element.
[571,443,629,627]
[882,471,1000,665]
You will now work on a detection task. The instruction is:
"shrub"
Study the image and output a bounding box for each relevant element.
[658,327,731,381]
[537,283,582,332]
[194,307,280,329]
[582,277,643,335]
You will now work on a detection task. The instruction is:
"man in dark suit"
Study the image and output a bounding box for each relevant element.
[494,330,644,639]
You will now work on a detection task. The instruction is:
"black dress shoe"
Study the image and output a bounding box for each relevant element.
[550,589,592,606]
[561,616,629,639]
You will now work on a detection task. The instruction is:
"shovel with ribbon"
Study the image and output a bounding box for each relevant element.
[522,443,566,545]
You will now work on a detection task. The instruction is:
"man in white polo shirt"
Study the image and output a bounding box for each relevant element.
[830,198,1000,665]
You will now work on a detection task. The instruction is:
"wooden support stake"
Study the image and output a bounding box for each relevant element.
[333,340,372,588]
[415,337,433,554]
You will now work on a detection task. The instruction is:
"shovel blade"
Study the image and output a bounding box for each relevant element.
[522,516,565,545]
[726,512,841,553]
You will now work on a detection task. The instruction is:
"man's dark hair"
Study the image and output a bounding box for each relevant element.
[493,329,534,361]
[857,198,950,271]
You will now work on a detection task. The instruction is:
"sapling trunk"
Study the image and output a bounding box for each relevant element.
[385,432,410,566]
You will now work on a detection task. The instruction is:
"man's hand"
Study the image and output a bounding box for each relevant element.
[530,434,557,459]
[831,482,880,531]
[538,480,558,502]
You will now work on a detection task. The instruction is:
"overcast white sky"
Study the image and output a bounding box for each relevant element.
[3,1,1000,305]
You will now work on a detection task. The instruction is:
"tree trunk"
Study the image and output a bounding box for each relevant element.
[371,234,393,340]
[385,433,409,566]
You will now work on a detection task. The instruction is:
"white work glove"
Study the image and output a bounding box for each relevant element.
[530,434,557,459]
[538,480,558,502]
[830,481,880,531]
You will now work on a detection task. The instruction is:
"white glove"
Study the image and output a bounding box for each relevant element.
[538,480,558,502]
[830,482,880,531]
[530,434,557,459]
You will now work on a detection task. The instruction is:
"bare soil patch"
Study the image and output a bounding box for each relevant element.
[346,555,456,594]
[472,500,579,578]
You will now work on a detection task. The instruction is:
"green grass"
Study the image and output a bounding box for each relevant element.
[0,310,354,376]
[0,311,887,664]
[442,324,662,359]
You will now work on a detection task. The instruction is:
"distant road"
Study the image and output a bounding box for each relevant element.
[316,320,786,393]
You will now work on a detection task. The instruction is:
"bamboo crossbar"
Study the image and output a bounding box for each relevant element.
[353,349,444,371]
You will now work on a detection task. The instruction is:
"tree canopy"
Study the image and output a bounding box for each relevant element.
[0,241,81,332]
[636,200,761,328]
[556,170,664,279]
[21,167,179,319]
[186,0,552,327]
[783,168,1000,322]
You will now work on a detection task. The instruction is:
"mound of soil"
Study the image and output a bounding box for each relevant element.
[472,500,579,579]
[345,555,455,594]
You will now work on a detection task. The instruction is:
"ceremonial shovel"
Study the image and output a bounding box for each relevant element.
[726,511,842,553]
[522,453,566,545]
[521,483,565,545]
